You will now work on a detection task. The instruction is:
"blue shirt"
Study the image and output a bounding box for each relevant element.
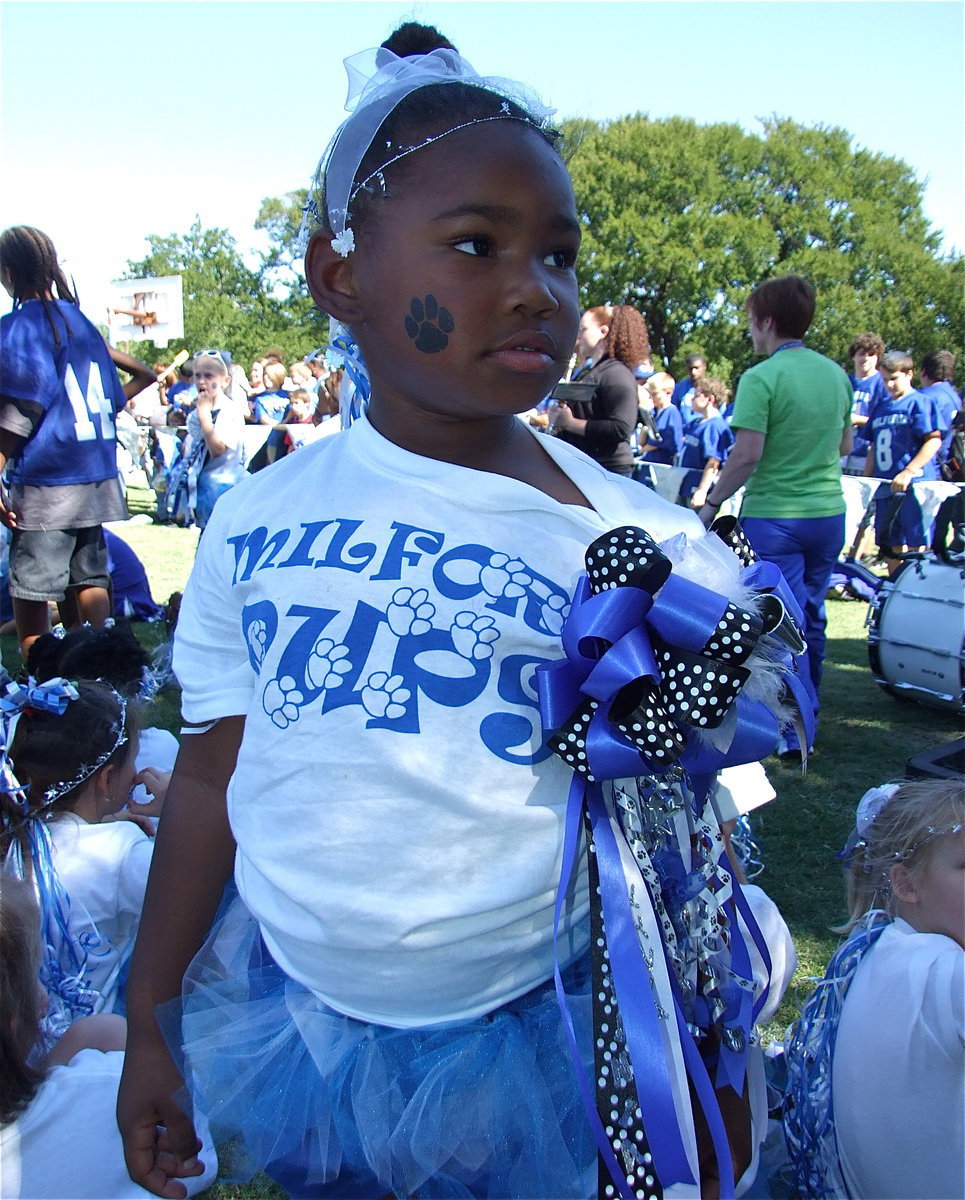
[0,299,127,487]
[677,413,734,499]
[847,371,888,462]
[919,380,961,468]
[644,405,683,465]
[866,389,939,480]
[254,388,290,423]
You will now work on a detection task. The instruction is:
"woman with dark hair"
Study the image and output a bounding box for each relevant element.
[554,303,650,475]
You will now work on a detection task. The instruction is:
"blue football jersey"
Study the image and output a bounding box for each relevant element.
[866,389,938,480]
[0,300,127,487]
[847,371,888,460]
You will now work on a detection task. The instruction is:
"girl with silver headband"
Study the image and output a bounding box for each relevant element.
[118,22,809,1200]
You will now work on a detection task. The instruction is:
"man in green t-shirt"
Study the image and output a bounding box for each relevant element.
[697,276,852,755]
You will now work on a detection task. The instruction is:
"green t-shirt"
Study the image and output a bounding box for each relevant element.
[731,347,852,518]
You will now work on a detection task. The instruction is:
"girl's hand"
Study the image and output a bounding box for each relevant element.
[105,810,157,837]
[118,1037,205,1199]
[134,768,171,816]
[691,490,709,510]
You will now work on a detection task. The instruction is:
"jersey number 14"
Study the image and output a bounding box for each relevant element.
[64,362,117,442]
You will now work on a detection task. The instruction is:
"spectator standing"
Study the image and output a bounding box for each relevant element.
[864,351,942,575]
[554,303,650,476]
[677,377,734,508]
[697,276,852,753]
[671,353,707,423]
[843,332,888,475]
[638,372,683,465]
[918,349,961,477]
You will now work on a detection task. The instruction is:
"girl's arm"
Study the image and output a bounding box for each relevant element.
[117,716,244,1200]
[690,457,721,510]
[108,344,158,401]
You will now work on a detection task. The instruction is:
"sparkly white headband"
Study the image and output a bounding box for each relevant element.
[840,781,964,867]
[298,45,556,256]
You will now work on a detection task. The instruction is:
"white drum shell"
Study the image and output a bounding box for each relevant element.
[868,558,965,713]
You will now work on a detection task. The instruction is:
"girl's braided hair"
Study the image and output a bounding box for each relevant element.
[0,226,78,346]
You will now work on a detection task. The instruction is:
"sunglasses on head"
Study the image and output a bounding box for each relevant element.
[194,349,231,372]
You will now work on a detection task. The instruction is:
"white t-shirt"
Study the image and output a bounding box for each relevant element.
[175,414,704,1027]
[0,1048,217,1199]
[185,398,247,487]
[833,919,965,1200]
[47,815,153,1013]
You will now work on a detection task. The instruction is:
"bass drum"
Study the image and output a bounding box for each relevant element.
[867,556,965,713]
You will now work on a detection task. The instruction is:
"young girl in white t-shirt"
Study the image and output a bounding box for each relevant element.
[784,778,964,1199]
[117,21,814,1200]
[1,678,167,1030]
[0,871,216,1199]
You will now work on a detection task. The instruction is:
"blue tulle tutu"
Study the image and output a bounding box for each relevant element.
[162,895,596,1199]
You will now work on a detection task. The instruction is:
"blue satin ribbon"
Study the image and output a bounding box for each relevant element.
[542,526,817,1194]
[553,777,639,1200]
[1,676,78,719]
[587,781,697,1187]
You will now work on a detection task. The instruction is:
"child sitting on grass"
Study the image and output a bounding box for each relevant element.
[784,778,964,1199]
[0,871,216,1199]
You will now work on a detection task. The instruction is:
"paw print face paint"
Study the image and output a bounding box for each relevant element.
[387,587,436,637]
[306,638,352,691]
[451,612,500,661]
[264,675,305,728]
[362,672,411,720]
[480,553,532,600]
[404,294,455,353]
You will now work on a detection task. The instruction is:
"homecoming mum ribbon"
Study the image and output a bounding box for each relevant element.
[538,523,816,1198]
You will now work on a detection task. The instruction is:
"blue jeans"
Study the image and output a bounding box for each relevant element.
[740,514,846,716]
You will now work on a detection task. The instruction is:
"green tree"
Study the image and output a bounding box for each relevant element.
[567,115,963,385]
[123,215,326,367]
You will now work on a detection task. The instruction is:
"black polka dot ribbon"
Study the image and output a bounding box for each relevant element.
[544,527,768,780]
[586,814,664,1200]
[707,513,757,568]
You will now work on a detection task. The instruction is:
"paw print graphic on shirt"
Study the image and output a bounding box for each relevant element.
[362,672,411,720]
[263,676,305,728]
[246,619,270,669]
[451,612,500,661]
[480,553,532,601]
[306,637,352,691]
[387,587,436,638]
[540,593,568,637]
[403,294,455,353]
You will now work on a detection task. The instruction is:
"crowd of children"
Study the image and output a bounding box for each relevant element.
[1,18,962,1200]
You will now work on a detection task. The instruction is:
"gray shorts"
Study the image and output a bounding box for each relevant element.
[8,526,110,602]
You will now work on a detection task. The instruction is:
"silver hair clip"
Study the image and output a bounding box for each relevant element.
[40,691,129,809]
[893,822,963,863]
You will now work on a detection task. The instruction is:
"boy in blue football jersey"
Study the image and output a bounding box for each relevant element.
[918,349,961,478]
[0,226,154,655]
[638,371,683,465]
[843,332,888,474]
[864,350,942,575]
[677,376,734,507]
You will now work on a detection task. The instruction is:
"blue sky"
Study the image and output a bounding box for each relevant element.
[2,1,962,323]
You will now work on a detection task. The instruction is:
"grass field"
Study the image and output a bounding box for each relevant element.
[3,485,960,1198]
